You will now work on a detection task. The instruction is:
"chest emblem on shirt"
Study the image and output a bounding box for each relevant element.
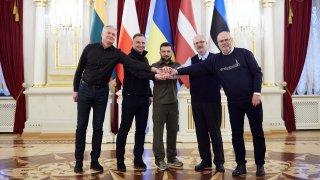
[220,59,240,72]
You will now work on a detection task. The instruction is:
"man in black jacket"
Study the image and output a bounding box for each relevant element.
[116,33,154,171]
[179,35,224,172]
[73,27,162,174]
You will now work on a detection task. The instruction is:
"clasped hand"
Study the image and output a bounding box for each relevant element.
[154,66,178,80]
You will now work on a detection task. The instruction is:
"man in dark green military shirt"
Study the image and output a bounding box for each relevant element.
[151,42,183,171]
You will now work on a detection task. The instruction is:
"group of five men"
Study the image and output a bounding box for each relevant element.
[73,25,266,177]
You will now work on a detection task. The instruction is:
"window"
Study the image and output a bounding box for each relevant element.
[296,0,320,95]
[0,63,10,96]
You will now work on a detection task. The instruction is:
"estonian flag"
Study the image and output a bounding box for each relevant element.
[208,0,229,53]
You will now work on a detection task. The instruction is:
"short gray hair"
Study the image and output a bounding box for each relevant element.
[101,25,117,35]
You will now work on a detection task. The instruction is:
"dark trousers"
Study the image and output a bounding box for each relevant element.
[228,101,266,165]
[75,81,109,162]
[192,102,225,166]
[152,102,179,163]
[116,94,149,162]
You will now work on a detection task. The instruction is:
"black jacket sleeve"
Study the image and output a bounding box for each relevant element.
[177,55,215,76]
[244,49,263,93]
[119,51,151,71]
[73,44,90,92]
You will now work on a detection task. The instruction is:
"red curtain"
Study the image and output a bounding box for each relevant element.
[135,0,151,34]
[117,0,124,43]
[283,0,312,132]
[167,0,181,48]
[0,0,26,134]
[118,0,151,35]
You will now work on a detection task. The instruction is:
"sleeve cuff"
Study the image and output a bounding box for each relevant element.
[253,92,261,96]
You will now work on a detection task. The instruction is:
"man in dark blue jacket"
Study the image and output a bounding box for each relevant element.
[179,34,224,172]
[166,31,266,177]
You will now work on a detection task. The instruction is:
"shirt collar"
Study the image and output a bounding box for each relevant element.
[99,43,115,50]
[131,48,148,58]
[222,47,234,55]
[198,51,209,60]
[160,59,174,65]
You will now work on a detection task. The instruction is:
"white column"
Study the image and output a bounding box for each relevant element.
[261,0,276,86]
[203,0,214,39]
[33,0,49,88]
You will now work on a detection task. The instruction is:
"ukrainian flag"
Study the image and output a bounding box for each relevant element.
[146,0,175,64]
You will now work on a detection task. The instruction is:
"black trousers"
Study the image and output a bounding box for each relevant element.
[192,101,225,165]
[116,94,149,162]
[228,101,266,165]
[75,81,109,162]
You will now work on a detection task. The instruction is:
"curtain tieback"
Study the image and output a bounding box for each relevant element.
[288,0,294,25]
[16,83,26,101]
[282,81,292,97]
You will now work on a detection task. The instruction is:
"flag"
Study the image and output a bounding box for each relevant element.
[89,1,116,79]
[145,0,156,44]
[89,0,120,134]
[146,0,175,64]
[90,0,107,43]
[208,0,229,53]
[116,0,140,84]
[175,0,197,88]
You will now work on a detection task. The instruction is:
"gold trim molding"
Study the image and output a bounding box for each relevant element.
[261,0,275,8]
[203,0,213,8]
[45,84,73,87]
[260,0,276,3]
[188,105,195,130]
[54,28,79,70]
[48,74,75,77]
[33,0,50,7]
[32,84,46,88]
[263,82,277,87]
[262,5,273,8]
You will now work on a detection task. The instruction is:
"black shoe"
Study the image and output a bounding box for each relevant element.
[195,161,212,171]
[117,161,126,172]
[215,164,225,172]
[90,161,104,172]
[74,161,83,173]
[134,159,147,170]
[232,164,247,176]
[256,165,265,177]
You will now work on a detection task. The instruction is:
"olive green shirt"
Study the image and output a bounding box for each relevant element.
[152,59,180,104]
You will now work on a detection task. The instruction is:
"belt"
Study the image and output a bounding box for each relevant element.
[80,80,107,89]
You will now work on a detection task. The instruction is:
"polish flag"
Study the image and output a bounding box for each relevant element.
[175,0,197,88]
[117,0,140,84]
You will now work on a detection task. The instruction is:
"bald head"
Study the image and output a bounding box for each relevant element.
[217,31,233,54]
[193,34,208,56]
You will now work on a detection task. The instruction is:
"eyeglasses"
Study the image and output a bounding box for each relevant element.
[194,40,205,45]
[218,38,231,44]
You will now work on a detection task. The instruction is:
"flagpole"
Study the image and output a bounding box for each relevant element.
[203,0,214,40]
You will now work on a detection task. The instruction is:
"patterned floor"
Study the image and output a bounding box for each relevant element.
[0,131,319,179]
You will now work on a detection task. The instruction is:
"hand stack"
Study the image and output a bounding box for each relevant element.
[151,67,178,80]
